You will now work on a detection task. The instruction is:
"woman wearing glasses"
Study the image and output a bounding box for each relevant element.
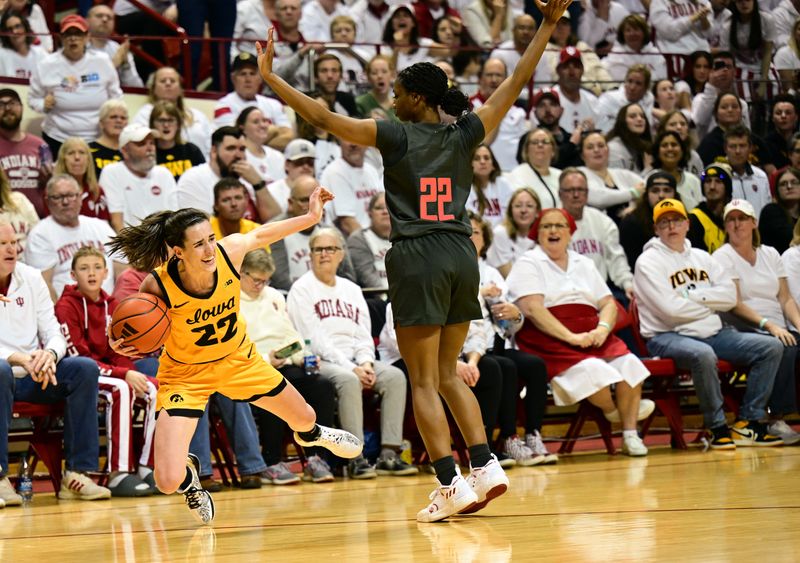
[759,168,800,254]
[507,206,652,457]
[258,0,571,522]
[0,10,45,79]
[507,128,562,209]
[150,101,205,183]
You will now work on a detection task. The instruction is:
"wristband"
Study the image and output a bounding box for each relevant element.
[252,180,267,191]
[598,321,612,331]
[759,318,768,330]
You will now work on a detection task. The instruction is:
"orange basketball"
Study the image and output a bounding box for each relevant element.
[110,293,171,354]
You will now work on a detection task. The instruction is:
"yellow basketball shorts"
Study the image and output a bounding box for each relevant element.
[156,339,286,417]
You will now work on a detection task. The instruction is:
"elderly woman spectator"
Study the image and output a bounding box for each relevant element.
[578,131,644,221]
[468,144,513,226]
[0,167,37,259]
[347,192,391,292]
[602,14,667,84]
[0,9,45,78]
[606,103,652,174]
[150,100,205,183]
[28,15,122,156]
[759,168,800,254]
[287,228,414,479]
[132,66,212,158]
[507,129,562,209]
[647,130,703,210]
[507,208,653,456]
[486,187,541,277]
[239,249,339,484]
[714,199,800,445]
[620,172,679,269]
[89,99,127,175]
[53,137,109,221]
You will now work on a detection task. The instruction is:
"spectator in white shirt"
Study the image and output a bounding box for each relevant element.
[28,15,122,156]
[773,0,800,45]
[0,10,45,79]
[347,191,391,291]
[468,144,513,226]
[596,64,654,134]
[176,126,281,223]
[489,14,537,101]
[723,125,772,217]
[86,4,143,88]
[3,0,52,52]
[320,139,384,236]
[299,0,350,42]
[602,14,668,84]
[99,124,178,231]
[213,53,295,150]
[25,174,124,299]
[266,139,317,217]
[552,47,599,134]
[578,0,630,55]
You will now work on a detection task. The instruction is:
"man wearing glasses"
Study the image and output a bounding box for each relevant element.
[24,174,125,300]
[0,88,52,218]
[634,197,783,449]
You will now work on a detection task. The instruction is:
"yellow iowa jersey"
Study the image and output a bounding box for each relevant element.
[153,245,247,364]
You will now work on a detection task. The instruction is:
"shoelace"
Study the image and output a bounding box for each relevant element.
[185,487,204,509]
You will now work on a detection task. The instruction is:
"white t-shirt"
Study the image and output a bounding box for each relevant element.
[321,158,384,228]
[580,166,642,211]
[299,0,351,42]
[552,86,599,134]
[25,215,120,297]
[731,166,772,218]
[774,46,800,72]
[782,246,800,311]
[486,224,535,269]
[507,245,611,308]
[0,191,39,259]
[506,165,562,208]
[466,177,514,226]
[0,45,46,79]
[246,147,286,184]
[471,96,529,172]
[714,243,787,329]
[176,163,258,221]
[267,178,291,216]
[380,38,437,72]
[213,92,290,130]
[100,161,178,227]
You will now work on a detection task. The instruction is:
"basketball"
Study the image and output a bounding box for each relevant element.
[110,292,171,354]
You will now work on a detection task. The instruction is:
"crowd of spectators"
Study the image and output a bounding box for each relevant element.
[0,0,799,508]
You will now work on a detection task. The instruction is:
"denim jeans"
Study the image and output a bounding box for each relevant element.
[769,338,798,416]
[177,0,236,90]
[0,357,100,474]
[647,327,782,428]
[188,394,267,478]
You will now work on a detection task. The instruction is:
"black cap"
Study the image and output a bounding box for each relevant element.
[0,88,21,102]
[646,171,677,190]
[232,52,259,72]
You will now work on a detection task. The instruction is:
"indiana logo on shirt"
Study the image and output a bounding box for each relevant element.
[15,297,24,307]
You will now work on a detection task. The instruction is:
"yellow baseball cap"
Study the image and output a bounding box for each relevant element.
[652,198,688,223]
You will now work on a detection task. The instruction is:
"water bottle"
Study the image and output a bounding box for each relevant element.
[16,456,33,503]
[303,339,319,376]
[485,295,510,335]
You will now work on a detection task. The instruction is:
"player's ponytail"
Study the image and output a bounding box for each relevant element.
[398,62,471,119]
[107,208,209,272]
[440,87,471,118]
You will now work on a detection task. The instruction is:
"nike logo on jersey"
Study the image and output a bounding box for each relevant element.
[174,301,189,308]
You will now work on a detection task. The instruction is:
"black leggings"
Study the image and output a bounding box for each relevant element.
[473,355,518,440]
[494,348,549,434]
[251,365,336,465]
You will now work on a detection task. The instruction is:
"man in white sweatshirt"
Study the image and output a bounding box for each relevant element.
[561,168,634,299]
[287,228,413,479]
[0,221,110,505]
[633,199,783,449]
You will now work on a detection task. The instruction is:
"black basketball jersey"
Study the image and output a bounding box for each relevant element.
[375,112,485,241]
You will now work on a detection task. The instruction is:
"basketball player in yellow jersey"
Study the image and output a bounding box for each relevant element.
[108,186,363,525]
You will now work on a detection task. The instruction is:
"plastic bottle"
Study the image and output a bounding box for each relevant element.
[485,295,510,335]
[16,456,33,503]
[303,339,320,376]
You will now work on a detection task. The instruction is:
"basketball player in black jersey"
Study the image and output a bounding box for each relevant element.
[257,0,571,522]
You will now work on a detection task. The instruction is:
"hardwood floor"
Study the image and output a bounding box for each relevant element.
[2,446,800,562]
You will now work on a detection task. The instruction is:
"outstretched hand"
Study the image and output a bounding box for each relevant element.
[256,28,276,82]
[308,186,335,221]
[536,0,572,24]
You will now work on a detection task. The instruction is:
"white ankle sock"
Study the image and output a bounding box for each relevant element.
[138,466,153,480]
[622,430,638,439]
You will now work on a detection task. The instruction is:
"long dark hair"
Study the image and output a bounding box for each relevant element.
[682,51,712,97]
[0,10,33,50]
[471,144,500,216]
[651,130,689,170]
[606,103,652,171]
[397,62,471,118]
[730,0,763,51]
[107,209,209,271]
[382,6,420,53]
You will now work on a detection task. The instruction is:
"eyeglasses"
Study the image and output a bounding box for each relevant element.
[310,246,341,255]
[527,139,552,147]
[0,99,21,110]
[47,193,81,203]
[539,223,570,230]
[244,271,269,287]
[778,179,800,189]
[655,217,686,229]
[560,188,588,195]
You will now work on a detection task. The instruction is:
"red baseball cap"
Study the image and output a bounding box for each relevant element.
[557,46,582,68]
[532,88,560,107]
[60,14,88,34]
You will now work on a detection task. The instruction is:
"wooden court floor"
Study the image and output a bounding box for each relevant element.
[2,445,800,562]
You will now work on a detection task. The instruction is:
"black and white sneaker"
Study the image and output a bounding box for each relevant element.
[183,453,215,525]
[294,425,363,459]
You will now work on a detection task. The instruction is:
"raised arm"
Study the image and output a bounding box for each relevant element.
[475,0,571,136]
[257,29,377,147]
